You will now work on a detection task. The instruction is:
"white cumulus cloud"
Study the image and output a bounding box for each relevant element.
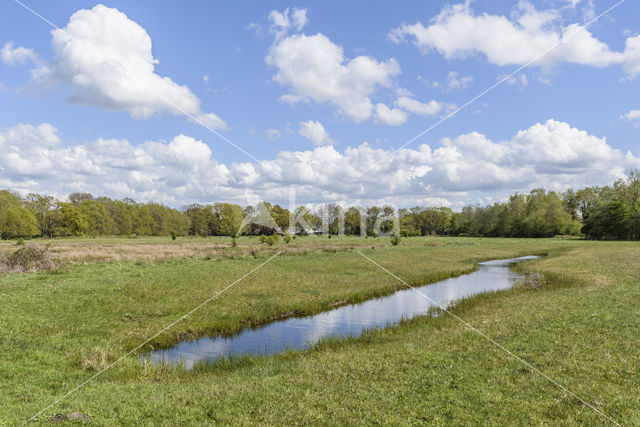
[623,35,640,78]
[264,128,281,141]
[390,2,640,78]
[396,96,444,116]
[1,41,37,66]
[298,120,335,146]
[445,71,473,90]
[1,119,638,209]
[269,8,309,40]
[621,109,640,121]
[266,29,400,123]
[373,103,408,126]
[31,4,225,128]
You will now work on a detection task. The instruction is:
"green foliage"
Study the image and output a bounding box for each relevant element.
[283,233,292,244]
[390,234,401,246]
[54,202,88,236]
[260,232,279,246]
[292,206,315,235]
[219,203,245,245]
[185,204,220,236]
[69,192,94,206]
[1,170,640,242]
[450,189,580,238]
[344,206,363,236]
[78,199,112,236]
[171,231,177,240]
[270,204,290,232]
[318,203,342,235]
[25,194,57,237]
[580,171,640,240]
[134,205,154,236]
[0,190,21,211]
[0,206,38,239]
[401,206,453,236]
[16,238,24,246]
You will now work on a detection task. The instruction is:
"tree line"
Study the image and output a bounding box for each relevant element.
[1,171,639,241]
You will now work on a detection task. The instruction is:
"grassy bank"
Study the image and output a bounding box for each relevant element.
[1,237,638,423]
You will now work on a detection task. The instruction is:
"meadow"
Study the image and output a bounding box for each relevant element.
[1,236,638,424]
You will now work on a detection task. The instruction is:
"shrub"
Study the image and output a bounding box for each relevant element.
[260,232,279,246]
[0,245,61,274]
[170,231,177,240]
[15,238,25,246]
[390,234,401,246]
[283,233,292,244]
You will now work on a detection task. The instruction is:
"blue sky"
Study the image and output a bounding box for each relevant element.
[0,0,639,209]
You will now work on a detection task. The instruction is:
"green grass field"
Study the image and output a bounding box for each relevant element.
[1,236,638,424]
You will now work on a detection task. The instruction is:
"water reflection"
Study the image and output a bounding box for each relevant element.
[146,255,537,369]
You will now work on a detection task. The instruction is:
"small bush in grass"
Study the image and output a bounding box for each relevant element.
[260,232,279,246]
[268,232,279,246]
[170,231,177,240]
[283,233,292,244]
[15,238,24,246]
[0,244,62,274]
[390,234,401,246]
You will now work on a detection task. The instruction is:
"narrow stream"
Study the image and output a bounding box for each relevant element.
[145,255,537,369]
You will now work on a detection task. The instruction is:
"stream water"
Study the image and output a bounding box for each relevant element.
[145,255,537,369]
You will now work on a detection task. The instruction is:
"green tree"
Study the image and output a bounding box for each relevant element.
[54,202,88,236]
[78,199,112,236]
[219,203,245,246]
[26,193,57,238]
[185,204,218,236]
[69,192,94,206]
[291,206,314,235]
[344,206,363,236]
[244,202,279,235]
[0,190,21,211]
[318,203,342,235]
[0,207,38,239]
[134,205,154,236]
[164,209,191,236]
[270,204,291,233]
[103,200,135,235]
